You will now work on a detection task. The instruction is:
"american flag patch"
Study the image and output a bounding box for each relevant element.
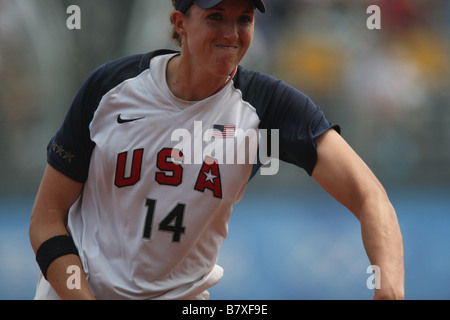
[212,124,236,138]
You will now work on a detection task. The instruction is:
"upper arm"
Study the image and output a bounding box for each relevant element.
[29,164,84,253]
[311,129,388,219]
[236,69,340,175]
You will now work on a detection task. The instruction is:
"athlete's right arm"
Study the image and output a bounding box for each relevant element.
[29,164,96,300]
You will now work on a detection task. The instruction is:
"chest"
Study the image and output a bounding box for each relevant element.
[88,79,261,202]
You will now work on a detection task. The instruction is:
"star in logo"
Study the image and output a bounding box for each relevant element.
[203,168,218,183]
[50,140,76,163]
[63,151,75,163]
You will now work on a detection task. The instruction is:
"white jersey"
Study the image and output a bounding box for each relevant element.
[38,50,338,299]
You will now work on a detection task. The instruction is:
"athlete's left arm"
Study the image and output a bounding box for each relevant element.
[311,129,404,300]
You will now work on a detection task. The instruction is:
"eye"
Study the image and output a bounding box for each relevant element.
[239,15,253,24]
[207,13,223,21]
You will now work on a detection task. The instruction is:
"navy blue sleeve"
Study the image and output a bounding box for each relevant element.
[235,67,340,176]
[47,63,107,183]
[46,51,172,182]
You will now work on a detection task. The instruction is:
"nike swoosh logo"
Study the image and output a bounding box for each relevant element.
[117,114,145,124]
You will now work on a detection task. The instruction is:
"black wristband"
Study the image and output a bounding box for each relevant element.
[36,235,79,280]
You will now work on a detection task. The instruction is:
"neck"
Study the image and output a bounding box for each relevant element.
[166,54,233,101]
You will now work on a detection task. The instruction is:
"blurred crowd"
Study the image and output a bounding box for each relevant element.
[0,0,449,196]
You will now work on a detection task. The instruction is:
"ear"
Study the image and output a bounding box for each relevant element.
[172,10,187,38]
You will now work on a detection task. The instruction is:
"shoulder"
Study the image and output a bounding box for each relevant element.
[234,66,312,104]
[69,49,180,118]
[85,49,179,97]
[233,66,281,99]
[233,66,313,122]
[102,49,179,78]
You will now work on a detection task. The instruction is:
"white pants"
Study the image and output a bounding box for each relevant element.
[34,274,61,300]
[34,273,210,300]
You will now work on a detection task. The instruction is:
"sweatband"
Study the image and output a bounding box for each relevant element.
[36,235,79,280]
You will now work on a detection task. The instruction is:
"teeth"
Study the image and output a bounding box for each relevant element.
[217,45,237,49]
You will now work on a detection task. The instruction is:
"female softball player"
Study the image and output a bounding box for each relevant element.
[29,0,404,300]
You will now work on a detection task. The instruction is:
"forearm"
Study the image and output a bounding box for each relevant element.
[312,130,405,299]
[30,218,95,300]
[45,253,95,300]
[359,196,404,299]
[30,165,95,299]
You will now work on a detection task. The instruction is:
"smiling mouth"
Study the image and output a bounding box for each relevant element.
[215,45,238,50]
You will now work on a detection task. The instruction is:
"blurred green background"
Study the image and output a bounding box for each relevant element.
[0,0,449,299]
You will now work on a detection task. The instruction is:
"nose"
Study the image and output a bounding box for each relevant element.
[222,20,239,42]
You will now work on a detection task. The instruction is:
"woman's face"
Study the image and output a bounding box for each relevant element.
[180,0,255,77]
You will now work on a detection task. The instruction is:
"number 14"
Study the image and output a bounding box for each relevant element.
[143,198,186,243]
